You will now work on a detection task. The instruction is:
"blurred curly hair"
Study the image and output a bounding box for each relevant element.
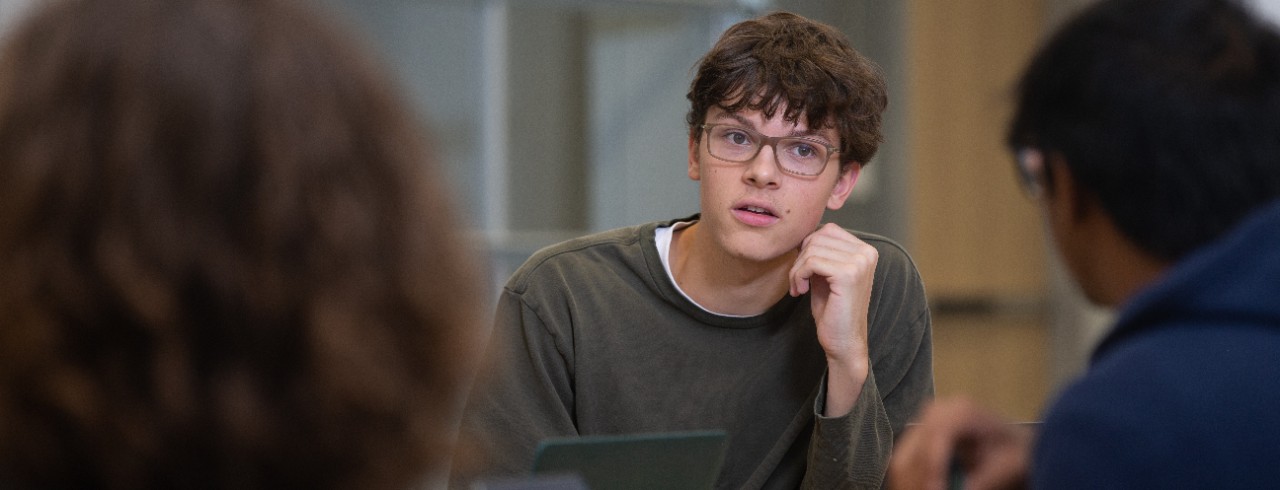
[0,0,484,488]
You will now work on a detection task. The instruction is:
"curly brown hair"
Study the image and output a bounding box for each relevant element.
[686,11,888,170]
[0,0,484,488]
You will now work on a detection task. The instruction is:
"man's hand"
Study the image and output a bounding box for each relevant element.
[888,397,1034,490]
[789,222,877,416]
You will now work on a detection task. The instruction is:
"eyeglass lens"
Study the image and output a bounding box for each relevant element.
[1015,148,1045,197]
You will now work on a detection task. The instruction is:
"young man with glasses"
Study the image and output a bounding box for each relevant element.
[888,0,1280,488]
[453,12,933,489]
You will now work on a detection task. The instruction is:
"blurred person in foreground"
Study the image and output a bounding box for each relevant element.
[889,0,1280,488]
[0,0,485,488]
[453,11,933,489]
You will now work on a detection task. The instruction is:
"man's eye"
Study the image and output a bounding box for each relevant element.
[788,142,819,159]
[726,131,751,145]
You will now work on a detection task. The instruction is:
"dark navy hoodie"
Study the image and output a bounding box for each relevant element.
[1032,199,1280,489]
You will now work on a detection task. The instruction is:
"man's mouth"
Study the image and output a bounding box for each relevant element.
[739,205,777,217]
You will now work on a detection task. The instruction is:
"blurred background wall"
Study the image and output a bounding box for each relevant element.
[0,0,1133,422]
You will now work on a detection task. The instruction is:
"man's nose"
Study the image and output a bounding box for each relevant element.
[743,142,781,188]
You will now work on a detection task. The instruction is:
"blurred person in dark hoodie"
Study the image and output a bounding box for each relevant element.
[889,0,1280,488]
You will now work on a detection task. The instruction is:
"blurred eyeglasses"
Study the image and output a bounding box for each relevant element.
[1014,147,1046,198]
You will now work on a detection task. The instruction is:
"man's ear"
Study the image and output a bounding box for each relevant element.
[687,136,701,181]
[826,164,861,210]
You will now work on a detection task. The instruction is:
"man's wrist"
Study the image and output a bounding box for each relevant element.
[823,357,870,417]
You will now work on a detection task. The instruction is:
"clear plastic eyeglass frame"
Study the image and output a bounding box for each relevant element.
[699,123,839,178]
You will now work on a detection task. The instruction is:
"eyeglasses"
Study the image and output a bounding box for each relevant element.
[1014,147,1046,198]
[699,123,839,177]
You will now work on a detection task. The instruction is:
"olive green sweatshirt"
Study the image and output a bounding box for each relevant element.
[452,217,933,489]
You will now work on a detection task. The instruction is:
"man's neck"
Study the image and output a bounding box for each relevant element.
[1060,201,1172,307]
[1084,224,1171,307]
[669,222,794,316]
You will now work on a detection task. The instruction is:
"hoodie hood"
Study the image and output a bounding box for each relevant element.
[1093,199,1280,362]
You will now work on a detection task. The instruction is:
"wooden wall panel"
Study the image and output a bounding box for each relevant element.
[932,312,1051,422]
[906,1,1048,302]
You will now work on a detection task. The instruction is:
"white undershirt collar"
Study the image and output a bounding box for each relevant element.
[655,221,751,318]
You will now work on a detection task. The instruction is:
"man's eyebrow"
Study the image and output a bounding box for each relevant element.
[784,125,832,143]
[711,112,755,128]
[714,111,833,142]
[788,127,827,139]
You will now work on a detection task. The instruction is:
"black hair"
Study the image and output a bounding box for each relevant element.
[1008,0,1280,261]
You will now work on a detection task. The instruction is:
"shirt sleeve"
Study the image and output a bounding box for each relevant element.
[803,372,894,489]
[448,287,578,488]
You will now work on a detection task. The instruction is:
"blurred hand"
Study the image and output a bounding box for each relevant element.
[888,397,1034,490]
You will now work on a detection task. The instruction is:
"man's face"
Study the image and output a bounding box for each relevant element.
[687,105,859,264]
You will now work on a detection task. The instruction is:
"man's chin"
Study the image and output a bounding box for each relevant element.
[722,237,801,265]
